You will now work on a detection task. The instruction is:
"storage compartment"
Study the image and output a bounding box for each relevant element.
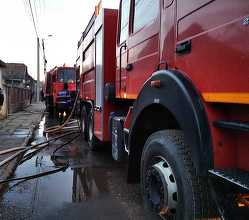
[111,116,125,161]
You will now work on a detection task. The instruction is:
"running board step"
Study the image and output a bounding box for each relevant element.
[213,121,249,132]
[209,169,249,219]
[209,169,249,192]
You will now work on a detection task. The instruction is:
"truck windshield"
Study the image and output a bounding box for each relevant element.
[57,69,76,83]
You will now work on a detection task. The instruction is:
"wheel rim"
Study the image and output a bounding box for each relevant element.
[112,134,118,160]
[88,116,93,141]
[145,156,178,218]
[81,115,85,133]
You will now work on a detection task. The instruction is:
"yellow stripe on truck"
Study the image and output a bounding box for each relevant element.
[202,93,249,105]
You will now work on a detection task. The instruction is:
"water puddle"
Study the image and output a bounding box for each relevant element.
[12,129,30,138]
[0,116,157,220]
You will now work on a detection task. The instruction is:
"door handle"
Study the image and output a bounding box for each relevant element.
[126,63,133,71]
[176,40,192,55]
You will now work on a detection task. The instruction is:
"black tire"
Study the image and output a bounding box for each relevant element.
[141,130,213,220]
[46,97,54,114]
[87,109,99,151]
[80,106,88,141]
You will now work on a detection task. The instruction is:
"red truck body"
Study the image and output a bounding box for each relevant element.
[77,1,249,218]
[77,8,123,141]
[44,66,76,112]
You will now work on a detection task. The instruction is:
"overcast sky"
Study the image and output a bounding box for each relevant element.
[0,0,119,80]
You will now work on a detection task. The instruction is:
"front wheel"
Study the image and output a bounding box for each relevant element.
[141,130,211,220]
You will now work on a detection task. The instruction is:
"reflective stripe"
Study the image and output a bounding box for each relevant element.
[202,93,249,105]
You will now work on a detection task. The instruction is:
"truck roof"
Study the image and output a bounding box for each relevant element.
[77,12,96,49]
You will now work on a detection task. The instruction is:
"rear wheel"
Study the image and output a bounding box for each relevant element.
[141,130,211,220]
[87,109,99,151]
[80,106,88,141]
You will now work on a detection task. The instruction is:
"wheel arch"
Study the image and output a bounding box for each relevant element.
[80,100,93,114]
[127,70,213,183]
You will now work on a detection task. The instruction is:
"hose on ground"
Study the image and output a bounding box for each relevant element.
[52,134,80,157]
[44,92,80,134]
[20,133,80,165]
[0,164,69,185]
[2,134,79,186]
[19,145,48,165]
[0,131,79,168]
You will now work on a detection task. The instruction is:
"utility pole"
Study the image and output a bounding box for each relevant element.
[41,35,52,91]
[42,39,47,77]
[36,37,40,102]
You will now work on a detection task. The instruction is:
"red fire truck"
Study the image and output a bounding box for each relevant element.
[44,66,77,114]
[76,1,249,219]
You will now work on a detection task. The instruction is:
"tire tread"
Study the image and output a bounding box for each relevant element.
[163,130,214,219]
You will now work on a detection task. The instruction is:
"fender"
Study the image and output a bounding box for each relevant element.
[128,70,213,181]
[81,100,93,114]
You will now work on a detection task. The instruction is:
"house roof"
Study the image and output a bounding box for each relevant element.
[0,60,6,68]
[4,63,28,80]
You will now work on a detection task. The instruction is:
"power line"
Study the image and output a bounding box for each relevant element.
[22,0,32,24]
[28,0,39,38]
[33,0,40,34]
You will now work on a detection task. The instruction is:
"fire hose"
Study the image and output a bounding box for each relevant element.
[0,131,79,168]
[44,92,80,134]
[0,94,81,187]
[0,164,69,185]
[0,132,79,186]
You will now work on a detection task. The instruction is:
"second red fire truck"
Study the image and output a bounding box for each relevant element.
[76,1,249,219]
[44,66,77,115]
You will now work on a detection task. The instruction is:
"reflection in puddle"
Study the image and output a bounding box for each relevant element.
[12,128,30,138]
[13,129,30,135]
[72,167,108,203]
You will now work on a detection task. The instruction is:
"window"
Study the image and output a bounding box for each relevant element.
[119,0,131,43]
[57,69,76,83]
[133,0,159,33]
[83,42,94,61]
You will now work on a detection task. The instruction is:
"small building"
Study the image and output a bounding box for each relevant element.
[0,62,36,117]
[4,63,28,87]
[3,63,36,98]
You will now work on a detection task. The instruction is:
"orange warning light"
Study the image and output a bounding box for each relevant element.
[95,1,102,16]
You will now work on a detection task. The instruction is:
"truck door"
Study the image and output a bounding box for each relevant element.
[116,0,131,98]
[125,0,160,98]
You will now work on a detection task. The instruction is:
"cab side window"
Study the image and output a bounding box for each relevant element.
[119,0,131,44]
[133,0,159,33]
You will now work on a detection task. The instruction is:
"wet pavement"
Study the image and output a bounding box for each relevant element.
[0,116,158,220]
[0,103,44,193]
